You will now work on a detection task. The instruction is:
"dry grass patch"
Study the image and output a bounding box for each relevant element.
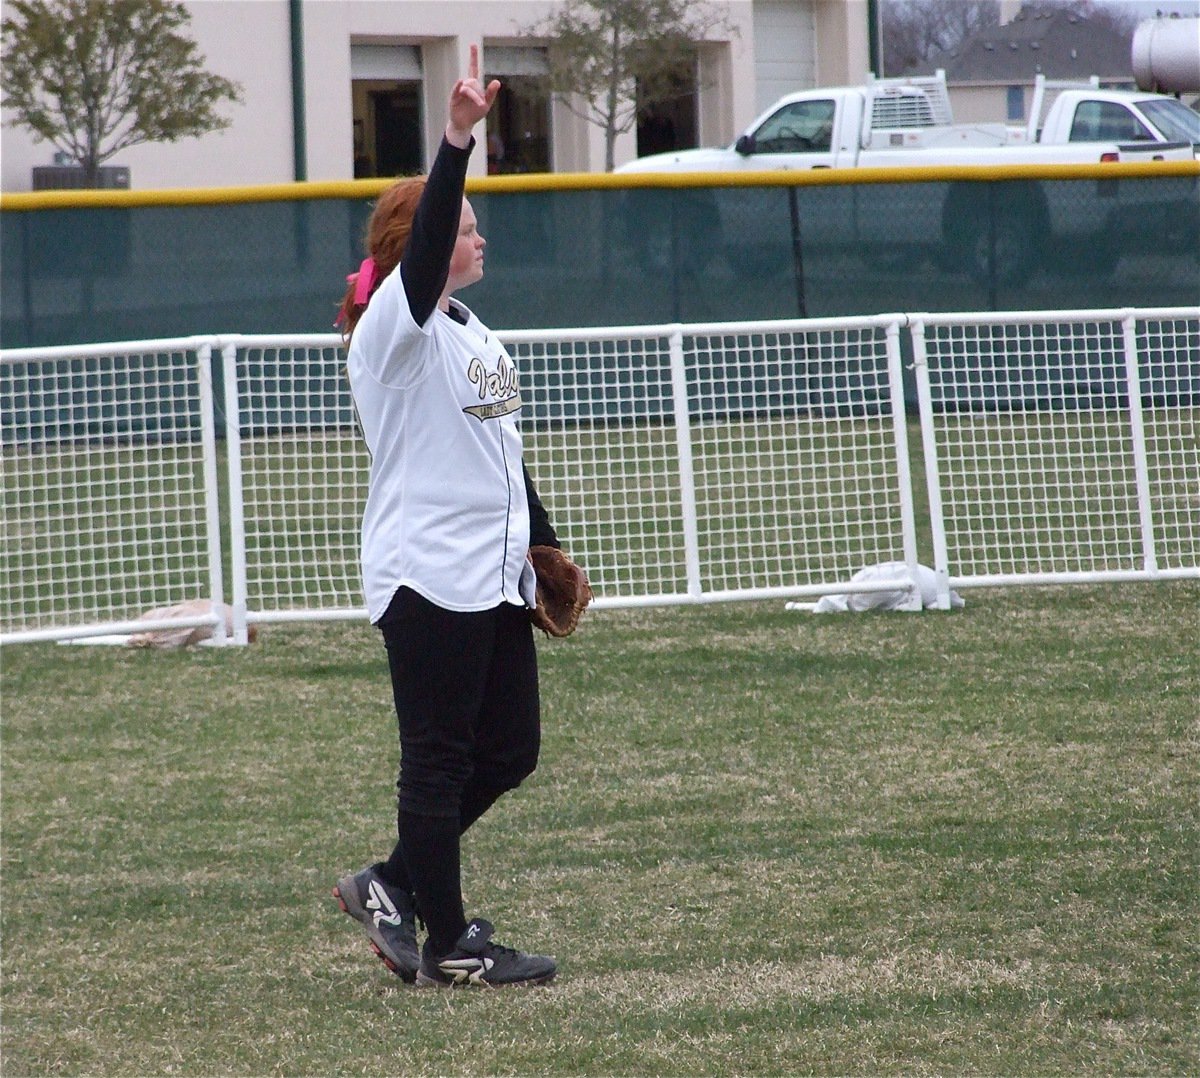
[3,584,1197,1075]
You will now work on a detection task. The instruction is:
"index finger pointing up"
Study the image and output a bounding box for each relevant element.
[468,44,478,81]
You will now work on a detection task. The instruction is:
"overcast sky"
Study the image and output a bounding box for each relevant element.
[1092,0,1199,15]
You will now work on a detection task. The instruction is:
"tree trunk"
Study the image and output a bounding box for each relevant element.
[84,111,102,186]
[606,18,620,172]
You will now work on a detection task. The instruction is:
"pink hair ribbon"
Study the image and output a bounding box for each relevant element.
[334,257,380,327]
[352,257,378,305]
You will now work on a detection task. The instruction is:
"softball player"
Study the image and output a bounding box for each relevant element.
[332,47,558,988]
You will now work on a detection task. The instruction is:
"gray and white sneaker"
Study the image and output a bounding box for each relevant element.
[416,918,557,988]
[333,864,420,983]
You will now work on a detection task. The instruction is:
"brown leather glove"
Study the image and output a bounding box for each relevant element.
[528,546,593,637]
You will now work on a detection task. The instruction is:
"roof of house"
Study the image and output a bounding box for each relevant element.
[912,6,1135,84]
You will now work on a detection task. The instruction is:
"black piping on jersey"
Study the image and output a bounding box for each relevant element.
[498,412,516,601]
[448,303,527,602]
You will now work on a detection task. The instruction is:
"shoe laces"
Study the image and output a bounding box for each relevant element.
[484,938,521,959]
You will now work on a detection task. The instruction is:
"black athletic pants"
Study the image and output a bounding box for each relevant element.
[377,586,540,956]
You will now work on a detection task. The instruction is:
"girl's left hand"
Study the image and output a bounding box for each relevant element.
[448,45,500,144]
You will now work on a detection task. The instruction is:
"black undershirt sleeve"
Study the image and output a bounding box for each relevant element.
[400,136,473,327]
[524,463,560,549]
[402,137,554,550]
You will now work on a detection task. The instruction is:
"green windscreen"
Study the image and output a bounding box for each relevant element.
[2,170,1196,348]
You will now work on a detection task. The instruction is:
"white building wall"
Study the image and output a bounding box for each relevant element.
[813,0,872,86]
[753,0,818,114]
[1,0,865,192]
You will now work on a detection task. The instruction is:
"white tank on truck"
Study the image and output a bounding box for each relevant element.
[1132,16,1200,94]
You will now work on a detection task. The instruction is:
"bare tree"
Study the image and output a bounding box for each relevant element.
[2,0,242,185]
[518,0,738,171]
[1020,0,1139,35]
[882,0,1141,76]
[881,0,1001,75]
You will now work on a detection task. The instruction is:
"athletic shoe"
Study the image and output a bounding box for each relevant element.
[333,864,420,983]
[416,918,557,988]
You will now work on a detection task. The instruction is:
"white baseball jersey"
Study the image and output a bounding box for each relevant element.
[348,271,536,623]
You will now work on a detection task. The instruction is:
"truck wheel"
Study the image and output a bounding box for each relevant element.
[621,189,721,274]
[965,225,1036,287]
[943,183,1047,289]
[954,213,1039,288]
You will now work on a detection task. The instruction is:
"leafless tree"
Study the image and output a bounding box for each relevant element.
[881,0,1000,75]
[517,0,738,171]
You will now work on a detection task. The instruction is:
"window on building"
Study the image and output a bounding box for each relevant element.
[636,61,698,156]
[1006,86,1025,122]
[350,44,424,178]
[484,47,551,173]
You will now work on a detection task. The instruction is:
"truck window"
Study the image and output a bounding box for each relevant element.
[1139,98,1200,144]
[1069,100,1154,142]
[751,100,836,153]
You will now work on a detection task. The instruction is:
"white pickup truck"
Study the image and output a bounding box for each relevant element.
[1021,74,1200,154]
[615,72,1198,283]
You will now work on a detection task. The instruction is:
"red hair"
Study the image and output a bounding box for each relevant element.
[338,176,428,339]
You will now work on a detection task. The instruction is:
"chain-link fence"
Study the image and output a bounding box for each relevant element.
[3,166,1197,349]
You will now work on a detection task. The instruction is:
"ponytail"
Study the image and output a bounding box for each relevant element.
[337,175,428,340]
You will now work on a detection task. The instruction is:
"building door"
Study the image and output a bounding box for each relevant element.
[370,86,422,177]
[483,47,552,174]
[636,62,699,156]
[350,44,424,178]
[753,0,816,112]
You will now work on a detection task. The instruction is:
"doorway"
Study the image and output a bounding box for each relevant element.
[636,65,698,156]
[369,84,423,177]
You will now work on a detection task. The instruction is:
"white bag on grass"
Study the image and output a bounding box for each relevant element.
[128,599,256,648]
[811,562,964,613]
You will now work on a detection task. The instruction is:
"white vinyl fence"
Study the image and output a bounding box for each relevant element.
[1,337,228,644]
[2,307,1196,645]
[912,309,1199,605]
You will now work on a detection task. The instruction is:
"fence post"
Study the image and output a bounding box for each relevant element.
[196,341,228,644]
[220,339,251,645]
[1121,311,1158,576]
[885,317,923,610]
[909,316,954,609]
[666,325,703,599]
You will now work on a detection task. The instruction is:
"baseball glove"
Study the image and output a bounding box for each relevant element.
[528,545,593,638]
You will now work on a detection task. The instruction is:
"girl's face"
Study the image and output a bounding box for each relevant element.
[445,198,486,295]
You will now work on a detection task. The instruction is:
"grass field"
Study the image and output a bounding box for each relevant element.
[2,582,1197,1075]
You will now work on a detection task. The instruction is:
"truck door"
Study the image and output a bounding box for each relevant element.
[730,97,845,259]
[739,99,839,169]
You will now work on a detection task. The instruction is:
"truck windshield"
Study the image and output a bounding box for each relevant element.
[1140,98,1200,144]
[752,100,836,153]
